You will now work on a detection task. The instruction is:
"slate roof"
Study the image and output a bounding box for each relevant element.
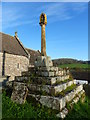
[26,48,41,65]
[0,32,29,58]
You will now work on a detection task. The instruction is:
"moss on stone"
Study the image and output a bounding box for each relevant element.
[55,84,76,97]
[54,79,72,86]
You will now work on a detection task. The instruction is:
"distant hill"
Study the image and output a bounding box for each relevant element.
[52,58,89,66]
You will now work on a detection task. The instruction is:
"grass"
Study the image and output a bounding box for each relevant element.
[64,84,76,93]
[65,96,90,120]
[2,91,57,119]
[58,63,90,69]
[1,90,90,119]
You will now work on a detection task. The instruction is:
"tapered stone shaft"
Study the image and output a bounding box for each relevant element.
[41,24,46,56]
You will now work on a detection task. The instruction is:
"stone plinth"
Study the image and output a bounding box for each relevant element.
[10,44,85,119]
[10,59,85,119]
[35,56,53,67]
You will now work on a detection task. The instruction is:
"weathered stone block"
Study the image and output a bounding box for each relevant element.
[35,56,53,67]
[78,90,85,98]
[27,84,51,94]
[53,80,74,94]
[15,76,29,82]
[75,85,83,94]
[62,108,68,115]
[28,94,64,111]
[67,80,74,87]
[74,79,76,84]
[41,85,50,93]
[37,66,58,72]
[11,82,28,104]
[59,97,66,111]
[57,75,69,82]
[38,66,50,71]
[56,112,66,118]
[73,97,79,103]
[50,67,58,72]
[6,81,14,89]
[52,98,60,110]
[40,96,54,108]
[36,71,55,77]
[56,108,68,118]
[65,85,83,102]
[27,84,37,91]
[51,77,57,85]
[54,71,59,76]
[65,91,75,102]
[44,71,54,77]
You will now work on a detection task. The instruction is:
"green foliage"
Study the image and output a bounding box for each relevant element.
[64,84,76,93]
[65,96,90,120]
[2,91,57,119]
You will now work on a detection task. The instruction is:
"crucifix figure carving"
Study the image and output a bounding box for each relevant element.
[39,13,47,56]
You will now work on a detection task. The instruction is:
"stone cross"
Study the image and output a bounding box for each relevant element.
[39,13,47,56]
[15,31,18,37]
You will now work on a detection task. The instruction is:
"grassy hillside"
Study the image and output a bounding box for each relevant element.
[52,58,89,66]
[2,91,90,119]
[58,63,90,82]
[59,63,89,69]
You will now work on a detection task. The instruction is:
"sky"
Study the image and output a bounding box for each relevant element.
[1,0,90,2]
[1,2,88,60]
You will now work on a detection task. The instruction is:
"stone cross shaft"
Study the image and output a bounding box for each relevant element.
[39,13,47,56]
[41,24,46,56]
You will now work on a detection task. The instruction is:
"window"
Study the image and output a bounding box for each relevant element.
[17,63,19,69]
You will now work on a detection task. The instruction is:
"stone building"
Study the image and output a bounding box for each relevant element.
[26,48,41,66]
[0,32,30,80]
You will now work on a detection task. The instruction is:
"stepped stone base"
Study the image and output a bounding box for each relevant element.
[28,85,84,111]
[10,56,85,118]
[27,79,75,95]
[15,75,70,85]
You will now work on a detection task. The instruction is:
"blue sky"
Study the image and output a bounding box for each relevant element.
[1,2,88,60]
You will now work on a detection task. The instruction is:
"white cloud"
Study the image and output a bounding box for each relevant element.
[38,2,87,23]
[2,2,88,29]
[72,3,88,12]
[2,5,34,29]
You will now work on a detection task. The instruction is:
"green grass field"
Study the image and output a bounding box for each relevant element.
[59,63,89,69]
[2,91,90,120]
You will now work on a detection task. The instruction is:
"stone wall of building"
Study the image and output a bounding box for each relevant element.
[0,52,29,80]
[26,48,41,66]
[0,53,3,76]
